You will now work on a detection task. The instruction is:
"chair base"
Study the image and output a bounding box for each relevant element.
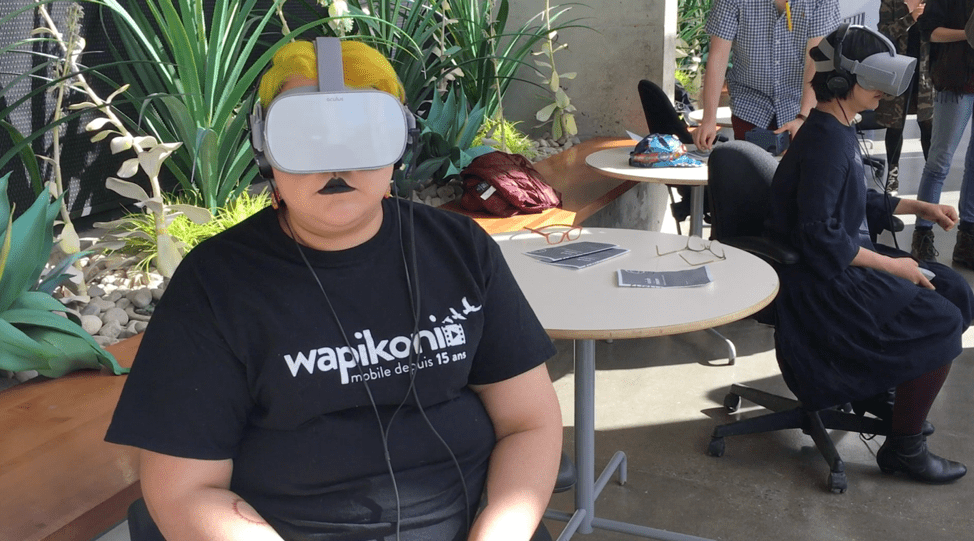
[707,383,890,494]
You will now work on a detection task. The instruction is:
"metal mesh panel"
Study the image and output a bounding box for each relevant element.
[1,1,134,220]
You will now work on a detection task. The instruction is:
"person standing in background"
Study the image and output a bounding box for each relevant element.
[692,0,841,151]
[911,0,974,265]
[875,0,933,194]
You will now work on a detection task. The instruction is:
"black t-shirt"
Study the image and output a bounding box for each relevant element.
[105,198,556,540]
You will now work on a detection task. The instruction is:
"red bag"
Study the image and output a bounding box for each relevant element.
[459,152,562,217]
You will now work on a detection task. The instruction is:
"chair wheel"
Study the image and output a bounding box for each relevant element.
[723,393,742,412]
[828,471,847,494]
[708,437,725,457]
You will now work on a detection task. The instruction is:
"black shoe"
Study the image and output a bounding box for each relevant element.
[877,433,967,484]
[670,200,690,222]
[852,391,935,436]
[953,228,974,269]
[912,228,938,261]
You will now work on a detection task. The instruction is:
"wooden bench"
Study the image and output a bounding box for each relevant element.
[0,334,142,541]
[440,137,639,235]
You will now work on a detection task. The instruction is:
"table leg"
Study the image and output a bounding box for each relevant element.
[689,185,704,238]
[545,339,717,541]
[705,328,737,365]
[686,188,739,366]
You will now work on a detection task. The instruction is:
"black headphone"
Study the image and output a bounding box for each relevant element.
[248,88,275,181]
[825,22,855,97]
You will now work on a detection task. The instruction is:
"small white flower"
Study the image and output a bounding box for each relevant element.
[326,0,353,35]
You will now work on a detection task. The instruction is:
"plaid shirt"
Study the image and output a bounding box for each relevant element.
[706,0,839,128]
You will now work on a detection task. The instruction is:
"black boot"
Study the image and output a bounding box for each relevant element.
[876,433,967,484]
[851,390,935,436]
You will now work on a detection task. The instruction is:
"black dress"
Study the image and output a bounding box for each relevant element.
[767,109,973,410]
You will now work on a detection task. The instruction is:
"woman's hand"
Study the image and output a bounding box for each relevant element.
[916,202,959,231]
[885,255,935,290]
[906,0,925,21]
[852,247,935,289]
[896,199,959,230]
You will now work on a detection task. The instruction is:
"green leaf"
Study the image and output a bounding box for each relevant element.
[0,316,62,362]
[0,123,42,194]
[536,102,557,122]
[4,308,126,376]
[0,173,10,234]
[0,205,12,285]
[0,187,59,312]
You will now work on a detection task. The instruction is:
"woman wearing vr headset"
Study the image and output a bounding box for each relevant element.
[106,40,563,541]
[910,0,974,266]
[767,24,973,484]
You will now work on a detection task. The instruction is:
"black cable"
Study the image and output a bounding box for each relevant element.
[391,137,472,535]
[281,215,406,540]
[847,102,900,251]
[282,159,471,540]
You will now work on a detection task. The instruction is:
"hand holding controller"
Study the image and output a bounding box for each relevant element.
[919,267,936,281]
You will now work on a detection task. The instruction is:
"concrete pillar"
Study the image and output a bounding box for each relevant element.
[504,0,678,231]
[580,182,670,232]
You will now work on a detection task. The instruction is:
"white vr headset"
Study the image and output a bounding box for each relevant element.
[814,23,917,97]
[249,37,415,175]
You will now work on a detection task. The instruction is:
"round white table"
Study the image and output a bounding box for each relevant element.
[585,146,709,237]
[494,228,779,541]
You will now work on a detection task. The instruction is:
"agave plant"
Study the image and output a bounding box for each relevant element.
[0,173,126,378]
[402,84,494,193]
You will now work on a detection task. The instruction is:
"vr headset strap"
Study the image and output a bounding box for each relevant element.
[316,37,345,92]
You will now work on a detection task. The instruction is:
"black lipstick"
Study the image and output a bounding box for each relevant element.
[318,176,353,195]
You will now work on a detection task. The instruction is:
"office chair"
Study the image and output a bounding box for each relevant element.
[704,141,893,494]
[636,79,699,234]
[126,454,577,540]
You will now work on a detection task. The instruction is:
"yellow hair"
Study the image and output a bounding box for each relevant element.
[258,40,405,106]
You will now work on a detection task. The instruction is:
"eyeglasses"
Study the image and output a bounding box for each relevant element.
[656,236,726,265]
[524,224,583,245]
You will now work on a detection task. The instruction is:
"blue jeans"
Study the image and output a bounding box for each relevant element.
[916,91,974,228]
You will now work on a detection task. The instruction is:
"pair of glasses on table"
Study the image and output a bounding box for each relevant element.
[656,236,726,266]
[524,224,582,245]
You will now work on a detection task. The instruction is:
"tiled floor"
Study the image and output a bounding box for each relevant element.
[97,118,974,541]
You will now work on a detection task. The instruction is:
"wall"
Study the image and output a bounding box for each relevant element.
[500,0,678,231]
[503,0,678,140]
[841,0,881,29]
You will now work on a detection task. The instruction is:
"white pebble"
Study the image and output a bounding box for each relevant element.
[98,320,123,340]
[93,335,115,347]
[132,288,153,309]
[81,314,103,335]
[14,370,39,382]
[101,307,130,327]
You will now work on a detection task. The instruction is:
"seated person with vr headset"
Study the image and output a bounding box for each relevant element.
[105,38,563,541]
[768,23,973,484]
